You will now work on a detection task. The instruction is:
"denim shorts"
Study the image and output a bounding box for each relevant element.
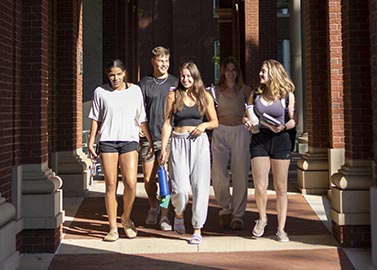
[250,129,291,160]
[99,141,138,155]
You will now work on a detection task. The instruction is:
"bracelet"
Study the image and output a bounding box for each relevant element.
[283,124,287,131]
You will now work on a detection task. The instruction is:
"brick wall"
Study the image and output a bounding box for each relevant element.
[171,1,218,85]
[0,0,15,202]
[19,226,62,253]
[244,0,277,88]
[331,0,372,248]
[138,0,173,79]
[20,0,50,164]
[371,0,377,186]
[101,0,138,82]
[328,0,345,149]
[342,0,372,160]
[48,1,57,156]
[332,222,371,248]
[55,0,83,151]
[303,1,331,148]
[135,1,219,85]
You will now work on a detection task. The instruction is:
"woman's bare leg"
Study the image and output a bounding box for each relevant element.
[101,152,120,230]
[271,159,290,232]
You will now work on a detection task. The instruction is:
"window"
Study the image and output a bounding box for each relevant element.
[213,0,219,17]
[277,0,289,16]
[277,39,290,75]
[213,40,220,82]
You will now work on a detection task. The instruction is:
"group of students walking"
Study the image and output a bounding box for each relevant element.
[87,46,296,245]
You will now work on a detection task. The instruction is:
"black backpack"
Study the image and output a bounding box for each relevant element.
[284,95,297,152]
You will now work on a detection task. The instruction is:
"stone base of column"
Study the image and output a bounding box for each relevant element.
[371,186,377,269]
[330,188,370,225]
[52,149,91,197]
[297,148,329,194]
[0,223,19,270]
[330,159,373,248]
[22,191,64,228]
[0,200,19,270]
[21,163,64,253]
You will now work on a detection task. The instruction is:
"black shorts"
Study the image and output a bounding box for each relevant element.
[250,129,291,160]
[99,141,138,155]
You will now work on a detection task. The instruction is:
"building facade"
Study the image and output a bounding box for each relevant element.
[0,0,376,269]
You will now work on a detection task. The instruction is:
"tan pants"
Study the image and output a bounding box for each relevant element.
[211,124,251,218]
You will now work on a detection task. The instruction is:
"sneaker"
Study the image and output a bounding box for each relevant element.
[252,219,267,237]
[276,230,290,242]
[159,217,172,231]
[219,213,231,228]
[103,229,119,242]
[121,218,138,239]
[230,217,244,230]
[146,205,160,225]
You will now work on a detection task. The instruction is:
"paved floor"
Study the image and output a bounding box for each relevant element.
[17,181,372,270]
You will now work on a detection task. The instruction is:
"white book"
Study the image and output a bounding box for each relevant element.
[262,113,281,126]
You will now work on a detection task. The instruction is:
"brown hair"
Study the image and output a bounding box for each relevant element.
[173,61,208,115]
[217,56,244,90]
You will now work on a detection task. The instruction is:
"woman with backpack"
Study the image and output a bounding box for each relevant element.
[243,59,296,242]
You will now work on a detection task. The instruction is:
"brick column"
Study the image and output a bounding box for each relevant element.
[52,0,91,197]
[297,1,330,194]
[0,1,22,269]
[19,0,63,253]
[330,0,373,248]
[327,0,345,195]
[0,194,18,269]
[370,0,377,265]
[0,1,20,267]
[244,0,276,87]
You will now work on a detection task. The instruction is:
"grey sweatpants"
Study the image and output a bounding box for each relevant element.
[169,131,211,229]
[211,124,251,218]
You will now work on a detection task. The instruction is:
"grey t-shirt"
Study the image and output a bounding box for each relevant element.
[138,74,178,141]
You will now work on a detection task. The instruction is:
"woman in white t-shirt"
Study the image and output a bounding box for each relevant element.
[88,59,153,242]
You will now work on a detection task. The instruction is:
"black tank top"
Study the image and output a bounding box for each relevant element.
[173,104,203,127]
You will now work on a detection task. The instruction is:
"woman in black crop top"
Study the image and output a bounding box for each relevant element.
[243,59,296,242]
[160,61,218,245]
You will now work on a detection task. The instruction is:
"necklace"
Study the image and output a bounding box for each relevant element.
[153,76,168,85]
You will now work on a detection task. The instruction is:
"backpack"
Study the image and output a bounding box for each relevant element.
[284,95,297,152]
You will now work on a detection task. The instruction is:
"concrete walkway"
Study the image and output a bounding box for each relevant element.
[17,181,371,270]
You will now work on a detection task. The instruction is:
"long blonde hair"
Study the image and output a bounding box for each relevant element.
[173,62,208,115]
[255,59,295,99]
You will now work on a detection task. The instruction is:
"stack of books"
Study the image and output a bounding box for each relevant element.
[261,113,281,129]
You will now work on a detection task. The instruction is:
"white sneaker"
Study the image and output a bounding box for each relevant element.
[276,230,290,242]
[159,217,172,231]
[252,219,267,237]
[146,206,160,225]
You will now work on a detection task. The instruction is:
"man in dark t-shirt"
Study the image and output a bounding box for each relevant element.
[138,46,178,231]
